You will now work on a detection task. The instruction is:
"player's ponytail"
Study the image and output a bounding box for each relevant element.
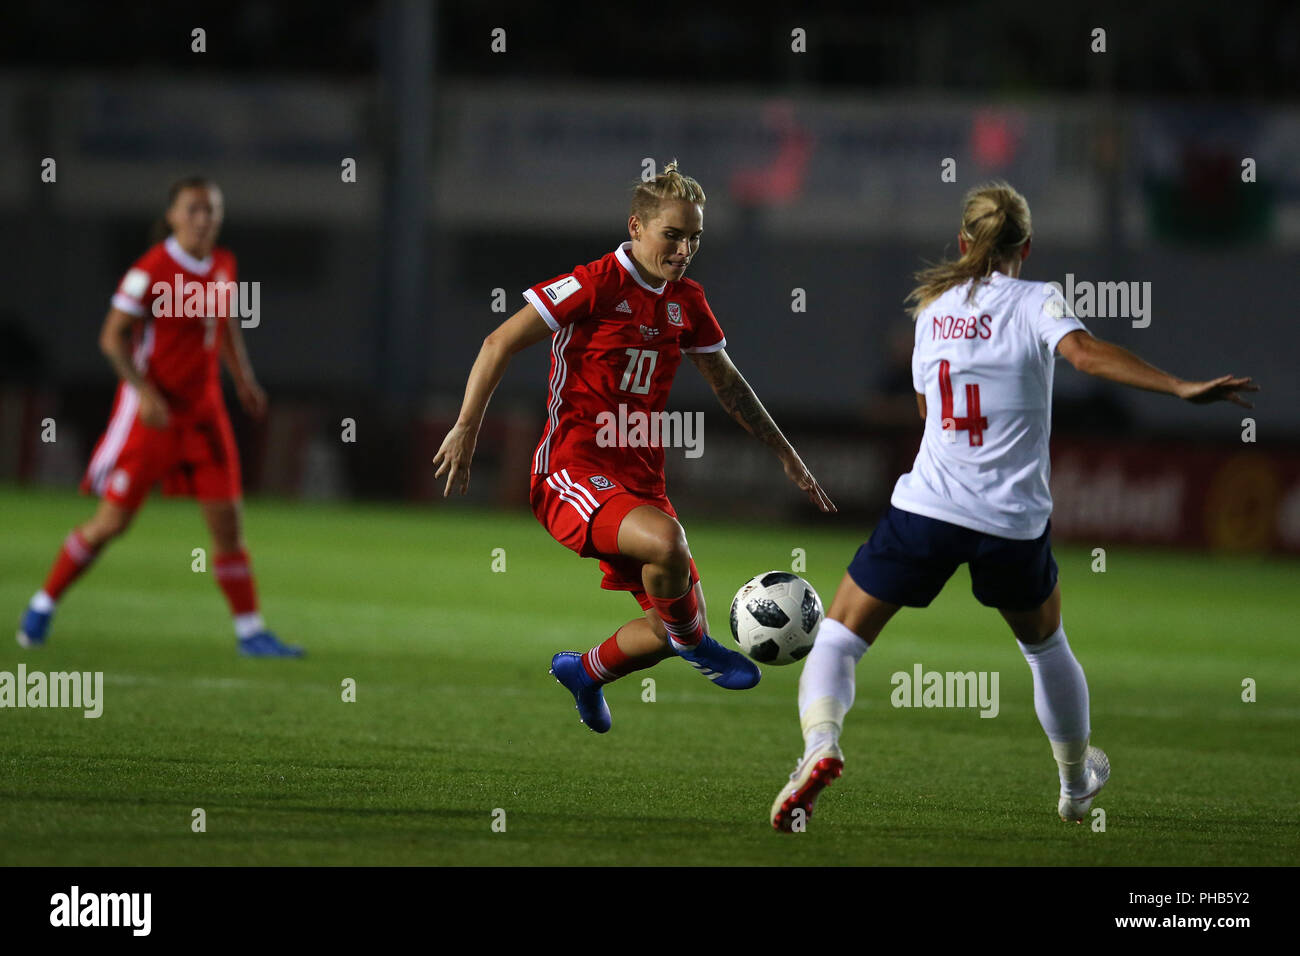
[149,175,213,243]
[905,181,1032,316]
[630,160,706,222]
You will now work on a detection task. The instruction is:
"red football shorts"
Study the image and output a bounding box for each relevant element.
[530,468,699,610]
[80,385,241,510]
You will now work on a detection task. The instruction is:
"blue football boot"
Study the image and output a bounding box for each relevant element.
[239,630,305,658]
[676,635,761,690]
[549,651,612,733]
[16,604,52,648]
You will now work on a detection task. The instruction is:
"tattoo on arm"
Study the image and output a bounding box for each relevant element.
[693,351,787,451]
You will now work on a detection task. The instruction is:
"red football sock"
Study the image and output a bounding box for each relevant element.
[581,630,664,684]
[42,530,102,601]
[648,584,705,648]
[213,548,259,616]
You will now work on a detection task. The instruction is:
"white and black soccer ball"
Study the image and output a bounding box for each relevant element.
[729,571,824,666]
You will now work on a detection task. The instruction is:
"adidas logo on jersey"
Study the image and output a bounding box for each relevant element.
[615,300,633,314]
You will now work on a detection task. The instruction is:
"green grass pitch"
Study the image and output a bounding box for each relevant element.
[1,484,1295,865]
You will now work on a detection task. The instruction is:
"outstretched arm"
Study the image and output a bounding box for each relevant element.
[221,317,267,419]
[433,303,552,497]
[1057,330,1257,407]
[689,348,836,513]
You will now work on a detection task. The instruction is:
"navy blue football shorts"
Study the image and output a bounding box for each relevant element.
[847,505,1058,611]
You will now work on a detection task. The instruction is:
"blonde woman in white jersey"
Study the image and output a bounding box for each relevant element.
[771,182,1257,832]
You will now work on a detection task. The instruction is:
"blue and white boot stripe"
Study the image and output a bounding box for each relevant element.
[686,659,723,681]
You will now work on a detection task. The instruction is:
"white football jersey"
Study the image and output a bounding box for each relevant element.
[891,272,1088,539]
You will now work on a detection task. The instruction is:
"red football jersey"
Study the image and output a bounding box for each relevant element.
[109,235,238,419]
[523,242,726,495]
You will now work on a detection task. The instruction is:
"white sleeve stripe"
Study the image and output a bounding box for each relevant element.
[682,336,726,354]
[522,289,560,331]
[110,293,145,317]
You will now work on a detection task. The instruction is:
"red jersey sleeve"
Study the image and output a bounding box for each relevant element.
[522,263,601,331]
[110,250,162,318]
[679,287,726,354]
[215,250,239,347]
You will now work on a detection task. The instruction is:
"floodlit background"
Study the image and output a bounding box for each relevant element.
[2,0,1297,551]
[1,1,1298,876]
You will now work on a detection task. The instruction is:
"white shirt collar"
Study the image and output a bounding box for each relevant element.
[615,241,666,295]
[164,235,214,276]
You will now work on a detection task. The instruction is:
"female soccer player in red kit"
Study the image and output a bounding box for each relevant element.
[16,177,303,657]
[770,182,1256,831]
[434,162,835,732]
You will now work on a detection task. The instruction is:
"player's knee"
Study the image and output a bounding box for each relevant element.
[212,530,243,554]
[89,509,134,543]
[203,507,241,549]
[1014,616,1057,644]
[648,525,691,574]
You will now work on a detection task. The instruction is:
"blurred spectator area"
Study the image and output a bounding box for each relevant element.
[1,73,1297,551]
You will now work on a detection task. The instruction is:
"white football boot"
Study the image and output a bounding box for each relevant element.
[1058,745,1110,823]
[771,740,844,833]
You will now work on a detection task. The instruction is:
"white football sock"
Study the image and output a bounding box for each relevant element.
[31,590,56,614]
[1017,622,1091,795]
[797,617,869,756]
[234,612,266,640]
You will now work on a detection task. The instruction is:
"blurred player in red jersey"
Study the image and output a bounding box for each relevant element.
[434,162,834,732]
[16,177,303,657]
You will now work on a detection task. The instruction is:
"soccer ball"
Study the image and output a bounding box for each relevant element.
[729,571,823,665]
